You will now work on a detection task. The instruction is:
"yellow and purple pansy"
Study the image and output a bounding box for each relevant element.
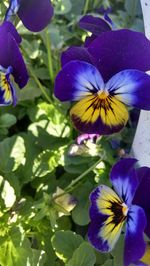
[88,158,147,266]
[55,60,150,135]
[55,28,150,135]
[0,21,28,106]
[5,0,54,32]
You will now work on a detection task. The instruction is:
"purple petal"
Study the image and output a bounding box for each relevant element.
[0,21,21,44]
[124,205,146,266]
[110,158,138,205]
[84,35,97,47]
[76,133,99,144]
[79,15,111,36]
[18,0,54,32]
[7,33,28,88]
[0,26,28,88]
[61,46,96,67]
[133,262,147,266]
[133,167,150,238]
[106,70,150,110]
[104,14,114,28]
[54,60,104,101]
[88,185,124,252]
[88,29,150,82]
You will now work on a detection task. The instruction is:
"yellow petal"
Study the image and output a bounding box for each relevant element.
[70,95,129,128]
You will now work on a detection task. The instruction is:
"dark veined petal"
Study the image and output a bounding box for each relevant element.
[110,158,138,206]
[70,94,129,135]
[79,15,111,36]
[88,185,126,252]
[61,46,96,67]
[0,26,28,88]
[124,205,146,266]
[0,66,17,106]
[17,0,54,32]
[133,167,150,238]
[54,60,104,101]
[88,29,150,82]
[106,70,150,110]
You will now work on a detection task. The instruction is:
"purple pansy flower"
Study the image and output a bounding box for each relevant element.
[0,21,28,105]
[88,158,147,266]
[55,60,150,135]
[5,0,54,32]
[55,29,150,135]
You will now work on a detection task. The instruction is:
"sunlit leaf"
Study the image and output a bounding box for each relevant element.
[66,242,96,266]
[51,230,83,262]
[0,136,26,173]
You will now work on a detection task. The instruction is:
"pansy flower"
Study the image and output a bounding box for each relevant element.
[55,29,150,135]
[55,60,150,135]
[5,0,54,32]
[88,158,147,266]
[0,21,28,105]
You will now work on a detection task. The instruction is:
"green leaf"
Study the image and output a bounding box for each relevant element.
[0,175,16,209]
[0,226,45,266]
[0,114,16,129]
[32,149,63,177]
[56,216,72,231]
[111,234,124,266]
[65,0,85,20]
[0,136,26,173]
[31,249,46,266]
[72,181,94,225]
[28,103,70,138]
[102,259,113,266]
[125,0,141,16]
[17,78,42,101]
[66,242,96,266]
[95,250,110,265]
[54,0,72,15]
[51,230,84,262]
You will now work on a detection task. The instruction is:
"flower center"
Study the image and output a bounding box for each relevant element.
[121,203,128,216]
[97,90,109,100]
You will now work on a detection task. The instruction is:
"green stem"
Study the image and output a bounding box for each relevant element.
[28,66,53,104]
[52,156,104,201]
[83,0,90,15]
[21,46,53,104]
[45,29,54,82]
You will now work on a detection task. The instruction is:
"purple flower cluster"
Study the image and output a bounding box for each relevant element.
[1,3,150,264]
[54,14,150,265]
[0,0,53,106]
